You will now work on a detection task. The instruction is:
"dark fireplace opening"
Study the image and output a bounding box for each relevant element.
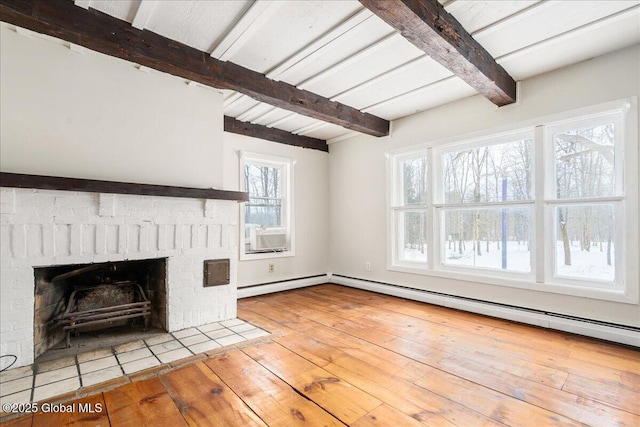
[34,258,167,360]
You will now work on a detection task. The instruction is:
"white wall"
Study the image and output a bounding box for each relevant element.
[0,26,224,189]
[223,133,330,287]
[329,44,640,327]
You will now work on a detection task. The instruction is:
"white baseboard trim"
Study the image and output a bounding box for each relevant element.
[330,275,640,348]
[237,275,330,299]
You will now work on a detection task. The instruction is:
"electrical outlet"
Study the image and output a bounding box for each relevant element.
[268,263,275,273]
[365,262,371,271]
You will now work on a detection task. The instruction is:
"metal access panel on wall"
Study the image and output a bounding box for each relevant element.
[203,259,230,287]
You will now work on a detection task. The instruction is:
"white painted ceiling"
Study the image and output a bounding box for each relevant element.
[78,0,640,142]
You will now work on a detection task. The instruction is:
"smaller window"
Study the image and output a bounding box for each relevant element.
[391,154,430,267]
[240,153,294,260]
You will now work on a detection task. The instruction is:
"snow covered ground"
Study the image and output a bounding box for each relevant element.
[401,240,614,282]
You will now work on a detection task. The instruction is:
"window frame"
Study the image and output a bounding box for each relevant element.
[239,152,295,261]
[389,151,432,270]
[386,97,638,304]
[543,111,626,291]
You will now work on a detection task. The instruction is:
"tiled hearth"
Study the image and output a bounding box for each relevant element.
[0,318,269,409]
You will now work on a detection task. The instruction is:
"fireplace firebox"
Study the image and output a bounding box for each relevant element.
[33,258,167,359]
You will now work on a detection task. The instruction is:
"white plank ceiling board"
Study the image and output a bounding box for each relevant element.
[269,114,319,134]
[236,102,274,123]
[302,36,425,98]
[445,1,544,34]
[226,1,363,73]
[251,107,294,128]
[211,1,284,62]
[224,96,262,118]
[476,1,639,59]
[88,0,139,23]
[365,78,478,120]
[499,8,640,81]
[221,90,238,103]
[144,0,252,53]
[302,123,350,141]
[337,57,455,112]
[270,16,397,86]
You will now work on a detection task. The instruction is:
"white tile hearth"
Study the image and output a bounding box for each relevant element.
[0,366,33,384]
[116,347,153,365]
[114,340,146,354]
[178,333,209,347]
[172,328,200,339]
[35,356,76,373]
[79,355,119,375]
[81,366,123,388]
[77,348,113,364]
[121,356,160,375]
[215,334,248,347]
[34,365,78,387]
[187,340,221,355]
[240,328,270,340]
[0,318,269,410]
[205,328,236,340]
[33,377,81,402]
[0,389,31,407]
[197,322,225,333]
[144,334,174,346]
[0,376,33,396]
[148,340,183,355]
[156,348,192,364]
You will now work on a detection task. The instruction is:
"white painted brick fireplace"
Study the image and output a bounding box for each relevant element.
[0,187,239,369]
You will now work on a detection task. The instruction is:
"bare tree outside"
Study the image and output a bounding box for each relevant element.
[440,139,532,272]
[553,121,616,281]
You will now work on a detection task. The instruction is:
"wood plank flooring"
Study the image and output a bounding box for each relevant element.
[4,284,639,426]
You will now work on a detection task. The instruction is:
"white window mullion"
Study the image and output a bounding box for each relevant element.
[534,125,545,283]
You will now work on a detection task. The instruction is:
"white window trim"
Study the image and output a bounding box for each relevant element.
[386,97,638,304]
[239,151,295,261]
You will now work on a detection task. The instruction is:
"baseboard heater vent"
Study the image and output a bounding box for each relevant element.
[237,274,330,299]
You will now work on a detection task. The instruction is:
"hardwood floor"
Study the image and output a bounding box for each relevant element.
[4,284,639,426]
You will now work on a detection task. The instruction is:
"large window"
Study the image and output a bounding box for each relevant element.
[388,98,638,302]
[439,134,534,275]
[240,153,294,260]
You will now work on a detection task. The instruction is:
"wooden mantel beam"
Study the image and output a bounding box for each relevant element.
[0,0,390,137]
[359,0,516,106]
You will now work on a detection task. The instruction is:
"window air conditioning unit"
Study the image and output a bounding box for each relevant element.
[250,227,287,252]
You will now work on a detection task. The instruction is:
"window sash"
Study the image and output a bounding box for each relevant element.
[395,209,429,265]
[240,152,294,259]
[436,206,533,275]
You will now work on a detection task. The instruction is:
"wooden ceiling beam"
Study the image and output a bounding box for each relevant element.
[224,116,328,152]
[0,0,389,137]
[359,0,517,106]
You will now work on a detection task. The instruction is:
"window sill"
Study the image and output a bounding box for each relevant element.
[388,264,635,304]
[240,250,295,261]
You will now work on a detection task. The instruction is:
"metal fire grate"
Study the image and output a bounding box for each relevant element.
[57,281,150,348]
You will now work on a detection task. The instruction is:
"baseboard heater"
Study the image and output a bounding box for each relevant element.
[237,274,330,299]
